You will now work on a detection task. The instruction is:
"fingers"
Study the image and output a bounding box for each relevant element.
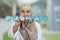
[15,21,20,27]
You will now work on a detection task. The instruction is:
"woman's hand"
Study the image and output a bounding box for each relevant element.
[13,21,20,33]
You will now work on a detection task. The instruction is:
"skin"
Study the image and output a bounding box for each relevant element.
[13,4,32,33]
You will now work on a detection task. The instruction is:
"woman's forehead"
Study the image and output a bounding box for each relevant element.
[21,6,30,10]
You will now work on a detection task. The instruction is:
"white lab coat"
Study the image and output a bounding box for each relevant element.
[8,22,42,40]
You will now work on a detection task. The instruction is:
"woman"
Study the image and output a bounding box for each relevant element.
[8,4,42,40]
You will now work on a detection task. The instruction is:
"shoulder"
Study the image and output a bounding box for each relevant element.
[34,22,41,27]
[34,22,41,30]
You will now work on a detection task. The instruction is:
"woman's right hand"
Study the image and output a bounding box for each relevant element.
[15,21,20,27]
[13,21,21,33]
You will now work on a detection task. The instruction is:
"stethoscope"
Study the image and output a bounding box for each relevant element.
[18,15,32,30]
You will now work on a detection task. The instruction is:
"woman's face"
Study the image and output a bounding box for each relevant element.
[19,5,31,17]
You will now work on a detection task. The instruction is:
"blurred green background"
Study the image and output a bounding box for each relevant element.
[3,31,60,40]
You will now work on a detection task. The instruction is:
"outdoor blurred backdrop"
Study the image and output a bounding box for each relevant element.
[0,0,60,40]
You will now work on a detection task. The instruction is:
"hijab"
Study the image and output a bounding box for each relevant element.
[18,4,38,40]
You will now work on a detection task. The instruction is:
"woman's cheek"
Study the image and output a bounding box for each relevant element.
[20,13,25,17]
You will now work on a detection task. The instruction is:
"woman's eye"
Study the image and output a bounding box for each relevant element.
[22,10,25,13]
[27,10,29,13]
